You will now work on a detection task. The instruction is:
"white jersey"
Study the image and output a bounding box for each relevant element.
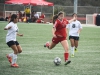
[34,13,39,18]
[67,20,82,36]
[5,22,18,43]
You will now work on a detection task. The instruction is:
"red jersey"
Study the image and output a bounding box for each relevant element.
[54,18,69,38]
[36,19,41,23]
[40,14,45,19]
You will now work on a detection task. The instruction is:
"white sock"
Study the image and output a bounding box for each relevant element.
[9,53,14,57]
[71,47,75,55]
[12,54,17,64]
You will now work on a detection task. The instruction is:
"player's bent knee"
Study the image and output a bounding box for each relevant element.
[14,50,19,54]
[18,49,22,53]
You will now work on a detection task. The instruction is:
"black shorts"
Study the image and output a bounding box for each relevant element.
[69,36,79,41]
[7,41,19,47]
[26,14,30,17]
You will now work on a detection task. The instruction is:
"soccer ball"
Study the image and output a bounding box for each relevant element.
[53,57,61,66]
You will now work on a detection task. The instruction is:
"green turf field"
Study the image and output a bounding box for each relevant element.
[0,22,100,75]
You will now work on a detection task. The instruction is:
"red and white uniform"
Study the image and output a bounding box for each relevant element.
[52,18,69,44]
[36,14,45,23]
[40,14,45,19]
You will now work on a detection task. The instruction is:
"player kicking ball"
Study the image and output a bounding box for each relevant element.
[4,14,23,68]
[44,11,76,65]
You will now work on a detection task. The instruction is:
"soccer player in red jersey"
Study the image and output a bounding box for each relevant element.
[36,13,45,23]
[44,11,76,65]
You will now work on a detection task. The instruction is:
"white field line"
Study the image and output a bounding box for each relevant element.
[82,24,100,28]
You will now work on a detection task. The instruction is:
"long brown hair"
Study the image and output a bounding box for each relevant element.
[72,13,77,17]
[53,11,64,24]
[9,14,17,23]
[53,14,58,24]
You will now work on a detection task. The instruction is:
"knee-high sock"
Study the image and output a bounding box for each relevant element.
[12,54,17,64]
[9,53,14,57]
[71,47,75,55]
[64,53,69,62]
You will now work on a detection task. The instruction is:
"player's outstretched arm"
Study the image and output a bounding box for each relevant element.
[4,26,12,30]
[68,16,76,23]
[77,29,82,34]
[52,27,57,38]
[17,33,23,37]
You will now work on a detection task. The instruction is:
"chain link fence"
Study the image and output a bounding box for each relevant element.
[0,3,100,23]
[0,3,53,18]
[54,5,100,16]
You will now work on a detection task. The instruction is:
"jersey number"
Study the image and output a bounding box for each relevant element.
[72,24,76,28]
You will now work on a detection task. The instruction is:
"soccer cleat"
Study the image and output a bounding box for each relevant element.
[11,63,19,68]
[71,54,74,57]
[64,60,71,65]
[44,42,50,48]
[6,55,12,63]
[75,48,77,52]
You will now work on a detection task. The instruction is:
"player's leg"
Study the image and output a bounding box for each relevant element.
[17,45,22,53]
[74,40,78,52]
[44,37,58,49]
[49,42,56,49]
[70,38,75,57]
[60,40,71,65]
[74,37,79,52]
[10,45,19,67]
[16,45,22,53]
[6,41,17,64]
[44,41,56,50]
[15,41,22,53]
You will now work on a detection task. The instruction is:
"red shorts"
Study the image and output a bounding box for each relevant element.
[52,37,66,44]
[36,19,41,23]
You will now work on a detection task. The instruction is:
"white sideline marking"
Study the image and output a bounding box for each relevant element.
[82,24,100,28]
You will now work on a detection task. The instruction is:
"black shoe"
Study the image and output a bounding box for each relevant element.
[44,42,49,48]
[44,45,46,47]
[64,60,71,65]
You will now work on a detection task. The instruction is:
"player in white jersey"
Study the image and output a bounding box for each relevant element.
[4,14,23,68]
[67,13,82,57]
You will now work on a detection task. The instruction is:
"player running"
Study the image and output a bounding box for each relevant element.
[4,14,23,68]
[67,13,82,57]
[44,11,76,65]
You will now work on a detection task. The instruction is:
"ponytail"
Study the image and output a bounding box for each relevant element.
[53,14,58,24]
[57,11,64,16]
[53,11,64,24]
[9,14,17,23]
